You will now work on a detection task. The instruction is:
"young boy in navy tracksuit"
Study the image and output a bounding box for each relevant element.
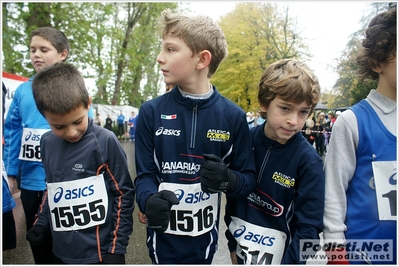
[25,63,135,264]
[225,59,324,264]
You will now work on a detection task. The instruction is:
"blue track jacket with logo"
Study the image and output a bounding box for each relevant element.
[33,119,135,264]
[134,86,256,264]
[3,77,94,191]
[3,78,49,190]
[225,125,325,264]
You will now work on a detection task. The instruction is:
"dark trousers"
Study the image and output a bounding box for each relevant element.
[315,134,325,156]
[117,124,124,136]
[54,254,102,264]
[20,189,54,264]
[2,210,16,251]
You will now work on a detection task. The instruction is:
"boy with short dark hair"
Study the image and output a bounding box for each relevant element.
[225,59,324,264]
[134,8,256,264]
[26,63,135,264]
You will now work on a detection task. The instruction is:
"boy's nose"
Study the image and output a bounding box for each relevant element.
[288,114,298,125]
[65,127,77,137]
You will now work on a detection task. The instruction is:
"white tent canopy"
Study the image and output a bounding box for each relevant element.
[92,104,138,126]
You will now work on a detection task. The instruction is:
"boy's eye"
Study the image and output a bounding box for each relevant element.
[54,125,64,130]
[74,119,83,125]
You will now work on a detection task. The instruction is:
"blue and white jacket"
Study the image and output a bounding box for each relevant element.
[4,78,49,191]
[225,124,325,264]
[134,86,256,264]
[345,100,396,264]
[3,77,94,191]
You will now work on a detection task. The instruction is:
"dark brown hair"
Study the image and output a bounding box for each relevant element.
[356,8,396,81]
[32,63,89,116]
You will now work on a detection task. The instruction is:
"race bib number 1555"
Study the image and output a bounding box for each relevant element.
[47,174,109,231]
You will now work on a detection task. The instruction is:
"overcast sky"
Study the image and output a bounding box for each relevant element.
[184,1,371,92]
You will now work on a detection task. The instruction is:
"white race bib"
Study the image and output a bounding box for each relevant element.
[47,174,108,231]
[372,161,397,220]
[159,182,218,237]
[229,216,287,264]
[18,128,50,162]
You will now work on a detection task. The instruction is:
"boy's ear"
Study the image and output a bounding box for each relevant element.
[372,63,383,74]
[196,50,211,70]
[60,49,68,61]
[88,95,92,109]
[259,104,268,113]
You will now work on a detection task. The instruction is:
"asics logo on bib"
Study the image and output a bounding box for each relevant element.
[53,185,95,203]
[155,127,181,136]
[234,225,275,246]
[24,131,41,141]
[389,172,397,185]
[173,188,211,204]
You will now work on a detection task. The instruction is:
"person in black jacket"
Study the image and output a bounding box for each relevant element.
[225,59,324,264]
[25,63,134,264]
[314,112,327,156]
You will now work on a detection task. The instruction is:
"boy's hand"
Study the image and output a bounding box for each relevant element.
[138,210,147,224]
[145,190,179,232]
[26,225,46,246]
[230,251,239,264]
[200,154,239,194]
[103,253,125,264]
[326,247,350,265]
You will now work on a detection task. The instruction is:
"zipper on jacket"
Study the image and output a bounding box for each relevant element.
[257,146,272,183]
[190,105,198,149]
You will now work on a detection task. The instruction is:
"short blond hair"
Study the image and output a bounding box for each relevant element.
[158,9,228,78]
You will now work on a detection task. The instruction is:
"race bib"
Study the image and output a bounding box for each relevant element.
[159,182,218,237]
[372,161,397,220]
[18,128,50,162]
[229,216,287,264]
[47,174,108,231]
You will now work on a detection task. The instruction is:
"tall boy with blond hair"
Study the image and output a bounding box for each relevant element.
[134,9,256,264]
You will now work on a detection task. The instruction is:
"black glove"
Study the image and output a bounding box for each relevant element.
[145,190,179,232]
[103,253,125,264]
[26,225,46,246]
[200,154,239,194]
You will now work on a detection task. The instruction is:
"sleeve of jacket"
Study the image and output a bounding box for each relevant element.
[134,105,161,213]
[226,113,256,199]
[3,86,23,176]
[105,137,135,254]
[323,112,357,242]
[282,153,325,264]
[33,190,51,229]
